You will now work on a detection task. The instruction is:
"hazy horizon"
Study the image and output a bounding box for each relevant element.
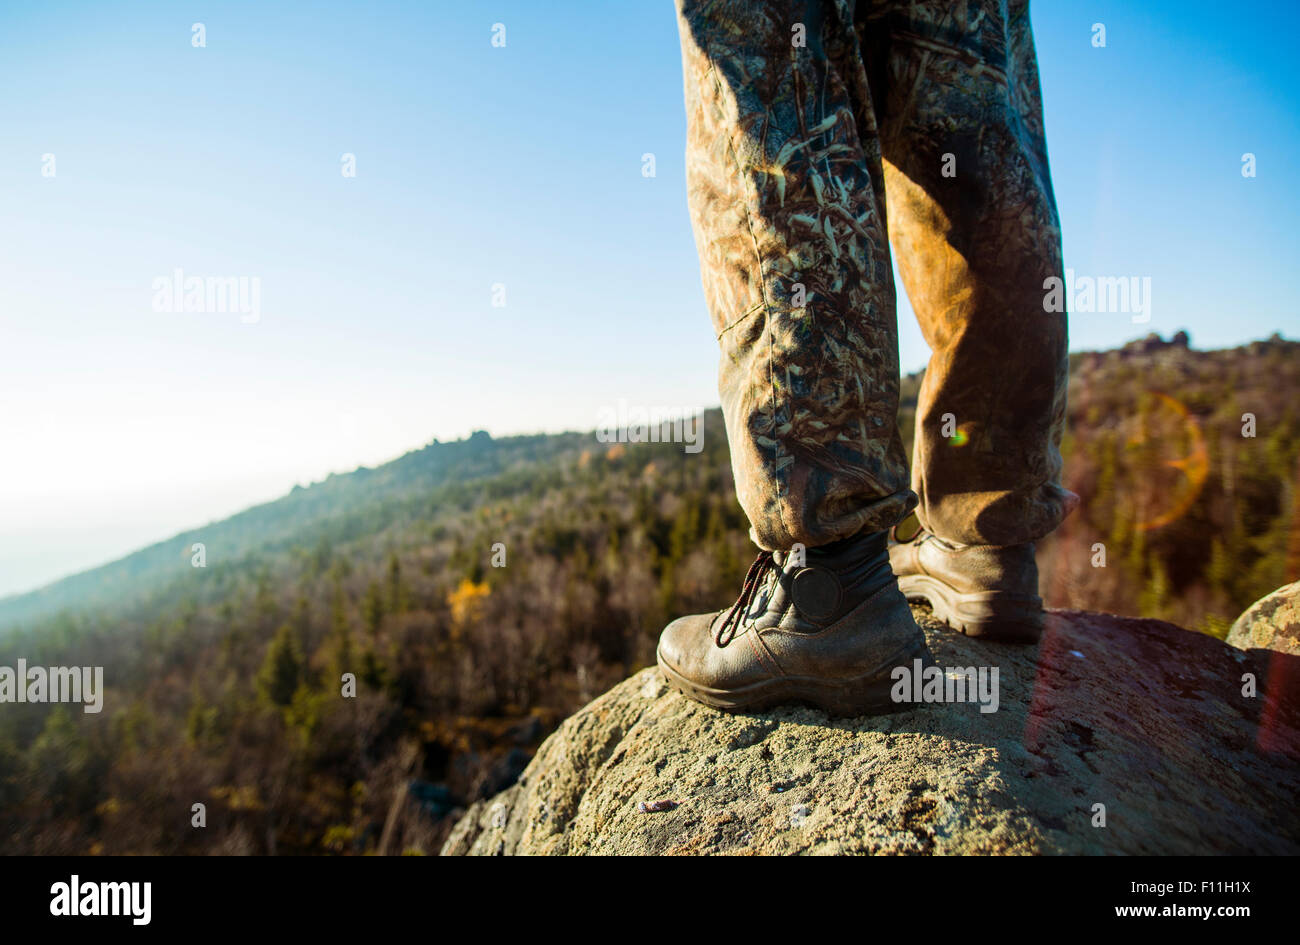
[3,328,1288,601]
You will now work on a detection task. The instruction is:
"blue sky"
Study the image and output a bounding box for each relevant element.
[1,0,1297,597]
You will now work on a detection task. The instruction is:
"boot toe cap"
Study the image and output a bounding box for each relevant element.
[656,612,714,676]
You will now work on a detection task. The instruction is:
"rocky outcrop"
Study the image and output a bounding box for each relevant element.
[1228,581,1300,656]
[443,608,1299,855]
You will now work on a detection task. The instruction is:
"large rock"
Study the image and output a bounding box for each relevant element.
[442,608,1300,855]
[1227,581,1300,656]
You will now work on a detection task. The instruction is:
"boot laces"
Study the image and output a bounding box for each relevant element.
[715,551,777,648]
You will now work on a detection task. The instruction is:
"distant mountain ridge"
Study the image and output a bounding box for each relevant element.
[0,428,589,632]
[3,331,1296,639]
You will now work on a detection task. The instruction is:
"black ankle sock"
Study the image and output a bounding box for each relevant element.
[803,530,894,604]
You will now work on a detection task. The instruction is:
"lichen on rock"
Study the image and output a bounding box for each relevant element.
[1227,581,1300,656]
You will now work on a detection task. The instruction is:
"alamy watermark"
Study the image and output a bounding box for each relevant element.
[50,875,150,925]
[152,267,261,324]
[596,400,704,454]
[891,658,1000,713]
[1043,268,1151,323]
[0,660,104,713]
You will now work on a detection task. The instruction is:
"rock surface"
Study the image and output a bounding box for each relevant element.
[1227,581,1300,656]
[442,608,1300,855]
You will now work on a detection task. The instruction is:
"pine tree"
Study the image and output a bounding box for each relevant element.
[329,581,355,684]
[363,580,385,638]
[259,623,304,708]
[386,553,409,613]
[1138,554,1172,620]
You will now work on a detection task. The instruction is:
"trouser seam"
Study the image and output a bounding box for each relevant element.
[702,51,790,534]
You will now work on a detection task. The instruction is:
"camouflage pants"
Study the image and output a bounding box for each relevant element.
[676,0,1078,549]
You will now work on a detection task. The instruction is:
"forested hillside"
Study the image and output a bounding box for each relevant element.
[1,334,1295,854]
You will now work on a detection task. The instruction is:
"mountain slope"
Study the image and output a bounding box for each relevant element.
[0,335,1296,855]
[0,429,589,632]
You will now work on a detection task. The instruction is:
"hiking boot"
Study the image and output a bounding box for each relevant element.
[888,514,1044,642]
[656,530,933,717]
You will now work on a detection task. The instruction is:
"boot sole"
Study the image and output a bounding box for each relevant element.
[897,574,1043,643]
[656,639,934,718]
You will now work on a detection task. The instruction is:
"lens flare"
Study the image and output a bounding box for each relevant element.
[1127,392,1208,531]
